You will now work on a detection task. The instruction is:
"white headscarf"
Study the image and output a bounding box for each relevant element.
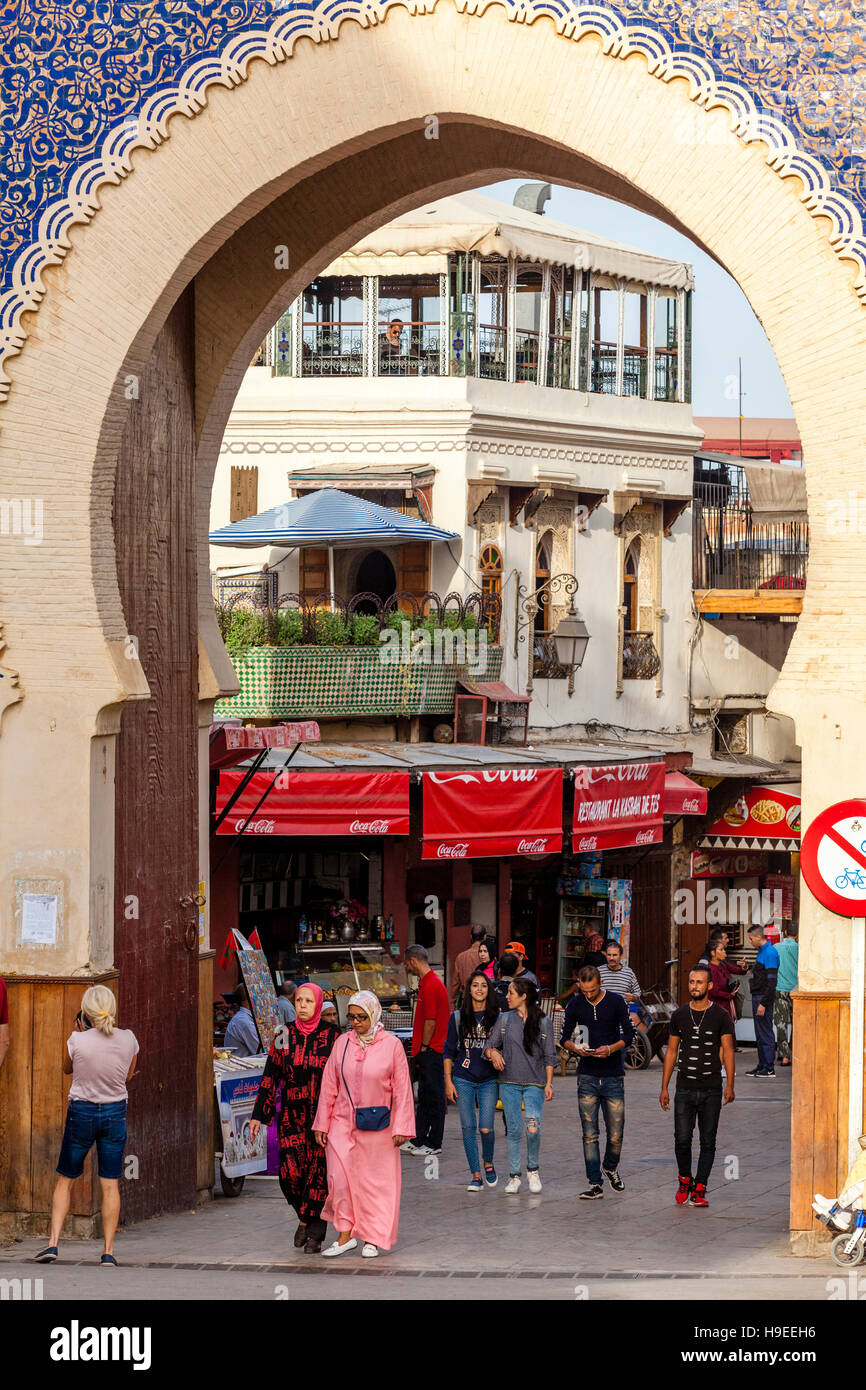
[348,990,383,1047]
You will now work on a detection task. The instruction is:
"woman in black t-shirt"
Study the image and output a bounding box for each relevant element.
[444,972,501,1192]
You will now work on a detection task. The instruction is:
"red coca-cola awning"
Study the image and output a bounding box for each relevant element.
[215,768,409,836]
[572,761,666,852]
[209,722,321,771]
[663,771,708,817]
[421,767,563,860]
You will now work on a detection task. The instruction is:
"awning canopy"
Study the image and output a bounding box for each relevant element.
[457,678,530,704]
[740,460,807,524]
[699,784,801,850]
[209,487,458,549]
[572,761,666,852]
[209,721,320,771]
[322,192,694,291]
[663,771,708,817]
[422,767,563,860]
[215,768,410,837]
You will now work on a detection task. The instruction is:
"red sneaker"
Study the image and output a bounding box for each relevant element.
[675,1176,692,1205]
[689,1183,709,1207]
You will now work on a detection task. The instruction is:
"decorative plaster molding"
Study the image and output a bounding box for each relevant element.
[468,439,689,470]
[0,625,22,731]
[221,436,463,454]
[1,0,865,400]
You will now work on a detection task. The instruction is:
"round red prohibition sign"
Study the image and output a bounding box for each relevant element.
[800,799,866,916]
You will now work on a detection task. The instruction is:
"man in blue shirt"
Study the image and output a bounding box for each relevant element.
[560,965,634,1199]
[745,925,780,1077]
[774,924,798,1067]
[224,984,263,1057]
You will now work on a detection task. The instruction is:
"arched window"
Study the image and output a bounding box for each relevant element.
[623,541,639,632]
[480,543,502,640]
[535,537,552,635]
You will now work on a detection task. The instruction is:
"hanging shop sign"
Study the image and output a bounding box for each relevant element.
[421,767,563,860]
[699,784,801,851]
[690,850,770,879]
[216,769,410,837]
[571,761,665,852]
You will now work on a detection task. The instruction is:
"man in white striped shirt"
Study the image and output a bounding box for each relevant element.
[598,941,641,1003]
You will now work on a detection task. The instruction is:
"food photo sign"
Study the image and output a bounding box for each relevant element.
[699,785,801,852]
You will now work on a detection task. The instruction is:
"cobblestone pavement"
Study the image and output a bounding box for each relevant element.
[1,1065,842,1300]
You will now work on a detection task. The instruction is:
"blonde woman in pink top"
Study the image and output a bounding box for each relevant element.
[313,990,414,1259]
[34,985,139,1268]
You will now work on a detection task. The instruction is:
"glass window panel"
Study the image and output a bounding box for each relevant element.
[547,266,573,389]
[478,259,508,381]
[591,286,618,395]
[301,277,364,376]
[654,292,678,401]
[377,275,442,376]
[515,267,543,384]
[622,289,648,397]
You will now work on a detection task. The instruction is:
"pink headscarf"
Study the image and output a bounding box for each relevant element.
[294,982,324,1036]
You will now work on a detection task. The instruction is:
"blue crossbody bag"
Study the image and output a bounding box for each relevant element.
[340,1037,392,1131]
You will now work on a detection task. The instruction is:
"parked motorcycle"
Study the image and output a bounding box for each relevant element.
[624,959,678,1070]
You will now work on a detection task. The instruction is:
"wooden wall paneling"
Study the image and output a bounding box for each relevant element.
[60,983,100,1218]
[813,999,841,1206]
[837,998,851,1191]
[0,980,34,1214]
[300,548,328,599]
[789,994,817,1229]
[30,984,69,1215]
[197,954,215,1194]
[229,465,258,523]
[113,287,199,1223]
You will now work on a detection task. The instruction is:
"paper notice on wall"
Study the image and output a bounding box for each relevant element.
[21,893,59,945]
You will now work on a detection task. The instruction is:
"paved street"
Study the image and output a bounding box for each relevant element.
[0,1063,842,1301]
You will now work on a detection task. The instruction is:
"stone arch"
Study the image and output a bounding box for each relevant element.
[1,0,864,1236]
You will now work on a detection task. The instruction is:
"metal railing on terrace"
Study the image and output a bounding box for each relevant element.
[692,459,809,591]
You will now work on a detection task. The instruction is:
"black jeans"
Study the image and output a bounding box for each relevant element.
[412,1049,446,1150]
[673,1086,723,1187]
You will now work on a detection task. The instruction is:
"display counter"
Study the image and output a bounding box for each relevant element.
[299,943,414,1043]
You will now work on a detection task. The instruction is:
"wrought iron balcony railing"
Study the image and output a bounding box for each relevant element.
[532,632,569,679]
[622,630,661,680]
[692,461,808,591]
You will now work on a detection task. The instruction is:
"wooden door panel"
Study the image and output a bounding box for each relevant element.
[113,289,199,1222]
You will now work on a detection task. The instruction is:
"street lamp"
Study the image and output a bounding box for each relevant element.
[514,573,590,696]
[553,603,590,693]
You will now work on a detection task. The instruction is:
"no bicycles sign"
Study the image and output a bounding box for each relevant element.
[801,799,866,917]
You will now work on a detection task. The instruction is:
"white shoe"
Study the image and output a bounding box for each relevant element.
[527,1170,542,1193]
[505,1176,521,1194]
[361,1243,379,1258]
[322,1238,357,1258]
[401,1142,430,1156]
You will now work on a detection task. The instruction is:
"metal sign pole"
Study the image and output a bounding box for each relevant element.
[850,916,866,1169]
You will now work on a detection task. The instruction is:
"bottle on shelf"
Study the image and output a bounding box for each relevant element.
[386,913,394,941]
[298,914,307,945]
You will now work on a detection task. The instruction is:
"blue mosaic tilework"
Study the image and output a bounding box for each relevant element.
[0,0,863,374]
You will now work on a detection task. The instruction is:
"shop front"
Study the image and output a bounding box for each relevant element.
[212,757,413,1032]
[677,782,800,1026]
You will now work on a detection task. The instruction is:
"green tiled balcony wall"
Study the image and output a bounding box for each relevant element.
[215,644,504,719]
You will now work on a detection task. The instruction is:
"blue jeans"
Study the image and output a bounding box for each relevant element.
[56,1099,128,1180]
[577,1075,625,1185]
[453,1076,499,1173]
[499,1084,545,1176]
[753,998,776,1070]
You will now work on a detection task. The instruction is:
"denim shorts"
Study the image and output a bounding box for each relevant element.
[56,1099,128,1181]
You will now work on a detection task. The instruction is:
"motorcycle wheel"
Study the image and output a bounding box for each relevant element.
[219,1170,246,1198]
[831,1232,866,1266]
[624,1032,652,1070]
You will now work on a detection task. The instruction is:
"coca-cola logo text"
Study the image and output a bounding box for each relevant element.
[634,829,656,844]
[235,818,275,834]
[576,836,598,851]
[682,798,701,814]
[436,843,469,858]
[349,819,390,834]
[517,839,549,855]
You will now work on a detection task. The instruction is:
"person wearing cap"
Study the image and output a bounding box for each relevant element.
[451,923,488,1007]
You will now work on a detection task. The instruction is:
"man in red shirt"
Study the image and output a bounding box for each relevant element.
[404,944,449,1156]
[0,975,9,1073]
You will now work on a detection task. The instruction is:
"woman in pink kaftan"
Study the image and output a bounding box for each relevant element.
[313,990,414,1256]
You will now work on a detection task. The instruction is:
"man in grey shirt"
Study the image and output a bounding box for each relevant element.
[598,940,641,1002]
[223,985,262,1057]
[276,981,297,1025]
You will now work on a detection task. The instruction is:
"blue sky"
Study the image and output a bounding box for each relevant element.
[482,179,793,420]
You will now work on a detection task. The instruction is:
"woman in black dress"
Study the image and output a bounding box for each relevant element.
[249,983,338,1253]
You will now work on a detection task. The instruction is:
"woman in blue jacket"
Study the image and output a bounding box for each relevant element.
[444,971,501,1191]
